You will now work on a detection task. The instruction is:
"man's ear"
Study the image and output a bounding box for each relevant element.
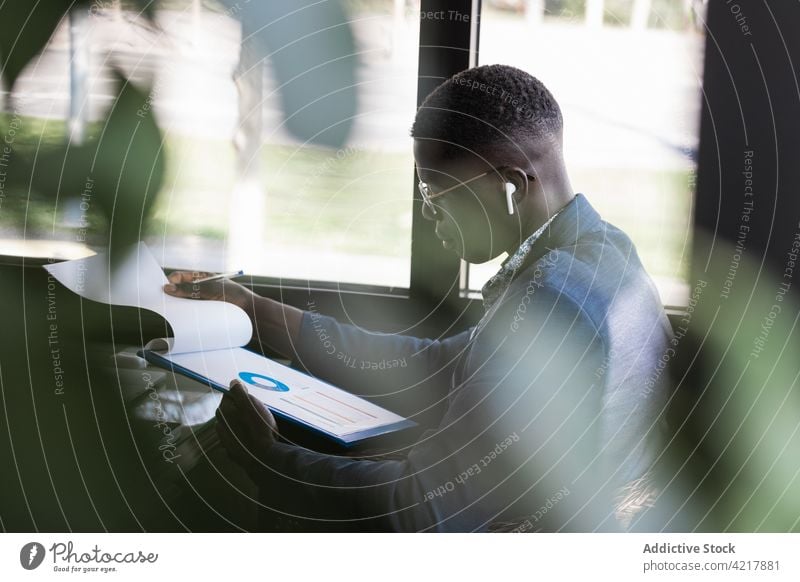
[500,167,532,203]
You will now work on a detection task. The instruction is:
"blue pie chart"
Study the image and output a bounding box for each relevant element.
[238,372,290,392]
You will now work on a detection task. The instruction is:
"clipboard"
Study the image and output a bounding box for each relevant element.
[44,242,416,447]
[140,346,416,447]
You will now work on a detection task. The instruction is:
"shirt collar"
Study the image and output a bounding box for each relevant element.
[480,200,569,311]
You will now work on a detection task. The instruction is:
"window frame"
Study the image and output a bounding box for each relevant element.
[238,0,690,326]
[5,0,698,336]
[234,0,484,337]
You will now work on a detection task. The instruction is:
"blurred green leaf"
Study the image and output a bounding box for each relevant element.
[92,73,165,261]
[227,0,358,148]
[0,0,157,91]
[18,74,165,261]
[129,0,158,20]
[0,0,73,90]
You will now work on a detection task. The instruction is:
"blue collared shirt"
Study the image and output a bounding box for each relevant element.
[481,204,564,311]
[263,193,672,532]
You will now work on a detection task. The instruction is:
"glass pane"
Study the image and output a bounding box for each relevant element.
[468,0,705,306]
[1,0,418,289]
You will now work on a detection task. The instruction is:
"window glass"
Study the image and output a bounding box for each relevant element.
[470,0,705,306]
[1,0,418,289]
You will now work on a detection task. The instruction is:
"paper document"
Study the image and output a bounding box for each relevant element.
[44,242,251,354]
[44,243,414,444]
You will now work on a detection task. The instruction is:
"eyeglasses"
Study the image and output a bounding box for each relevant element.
[417,166,535,217]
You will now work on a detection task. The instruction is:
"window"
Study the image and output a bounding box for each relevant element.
[1,0,699,315]
[468,0,704,307]
[149,0,420,289]
[1,0,420,290]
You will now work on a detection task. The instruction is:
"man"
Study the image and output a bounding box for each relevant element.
[166,64,671,532]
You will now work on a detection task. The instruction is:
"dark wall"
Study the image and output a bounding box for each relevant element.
[642,0,800,532]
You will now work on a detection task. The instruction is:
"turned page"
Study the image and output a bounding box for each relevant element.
[44,242,252,355]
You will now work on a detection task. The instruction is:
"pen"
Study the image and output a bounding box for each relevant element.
[192,270,244,284]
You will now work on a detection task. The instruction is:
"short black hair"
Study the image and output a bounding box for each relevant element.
[410,64,563,161]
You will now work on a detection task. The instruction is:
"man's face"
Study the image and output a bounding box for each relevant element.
[413,140,518,264]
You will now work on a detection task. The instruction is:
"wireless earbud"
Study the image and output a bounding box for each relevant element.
[504,182,517,215]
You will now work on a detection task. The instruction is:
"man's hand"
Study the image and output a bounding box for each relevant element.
[165,270,305,364]
[215,380,279,478]
[163,271,257,316]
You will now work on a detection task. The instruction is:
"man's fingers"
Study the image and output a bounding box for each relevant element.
[229,380,276,432]
[228,380,262,418]
[163,283,190,297]
[218,393,272,447]
[215,408,263,473]
[216,406,247,451]
[215,419,247,464]
[167,271,192,285]
[216,383,276,475]
[163,271,215,297]
[218,395,242,426]
[215,409,232,440]
[167,271,212,284]
[229,379,248,398]
[163,271,194,296]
